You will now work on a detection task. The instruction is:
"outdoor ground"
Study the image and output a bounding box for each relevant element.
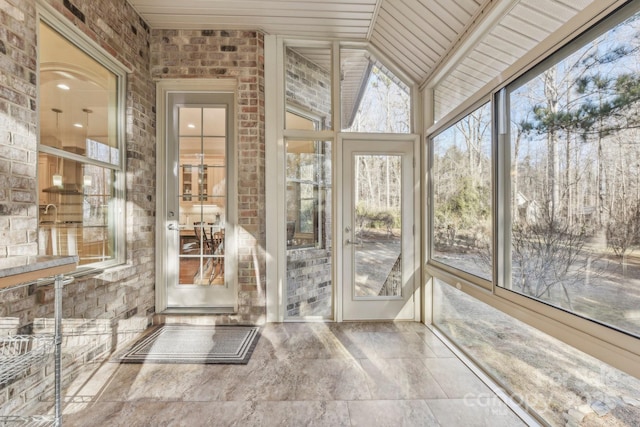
[354,229,401,297]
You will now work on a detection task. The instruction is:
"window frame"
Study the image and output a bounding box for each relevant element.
[37,3,128,270]
[426,0,640,380]
[496,0,640,360]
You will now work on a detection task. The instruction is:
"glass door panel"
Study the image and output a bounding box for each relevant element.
[353,154,402,298]
[165,91,235,310]
[178,107,226,287]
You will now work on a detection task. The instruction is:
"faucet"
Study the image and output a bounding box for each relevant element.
[44,204,58,222]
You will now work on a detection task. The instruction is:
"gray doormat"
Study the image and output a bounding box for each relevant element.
[116,325,260,364]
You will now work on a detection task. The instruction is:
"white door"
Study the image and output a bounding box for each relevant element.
[342,138,417,320]
[163,91,236,310]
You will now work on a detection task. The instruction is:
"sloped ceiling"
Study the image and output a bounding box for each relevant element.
[129,0,487,86]
[129,0,602,115]
[370,0,484,83]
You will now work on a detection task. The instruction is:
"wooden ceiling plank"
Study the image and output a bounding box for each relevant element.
[500,14,550,42]
[370,32,427,82]
[483,33,528,58]
[375,6,446,59]
[380,0,451,51]
[476,41,520,64]
[454,0,484,16]
[419,0,466,33]
[492,21,541,49]
[373,15,439,67]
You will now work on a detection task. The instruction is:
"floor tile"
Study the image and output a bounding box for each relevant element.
[367,331,438,359]
[64,401,254,427]
[252,329,353,360]
[219,358,301,401]
[57,322,532,426]
[360,358,448,400]
[422,357,492,398]
[247,401,351,426]
[417,329,456,358]
[348,400,440,427]
[426,397,527,427]
[97,363,211,401]
[293,359,372,401]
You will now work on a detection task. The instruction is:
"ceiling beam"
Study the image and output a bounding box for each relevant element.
[421,0,520,90]
[366,0,383,41]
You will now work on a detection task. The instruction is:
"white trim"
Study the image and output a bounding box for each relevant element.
[282,129,335,140]
[366,0,383,41]
[265,35,281,323]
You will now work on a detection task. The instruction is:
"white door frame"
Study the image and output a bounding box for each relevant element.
[155,79,239,313]
[336,133,421,322]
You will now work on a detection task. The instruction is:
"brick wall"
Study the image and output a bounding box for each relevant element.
[0,0,155,416]
[286,248,332,317]
[0,0,38,257]
[150,29,266,324]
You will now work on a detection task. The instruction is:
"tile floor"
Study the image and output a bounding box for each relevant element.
[62,322,532,426]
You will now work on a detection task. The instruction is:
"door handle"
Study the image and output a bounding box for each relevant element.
[167,223,179,231]
[346,238,361,246]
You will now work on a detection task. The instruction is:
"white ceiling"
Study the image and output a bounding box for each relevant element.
[128,0,487,87]
[129,0,603,116]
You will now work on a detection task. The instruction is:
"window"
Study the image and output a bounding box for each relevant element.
[431,103,492,281]
[424,3,640,421]
[504,6,640,338]
[38,19,125,267]
[286,138,329,249]
[341,49,411,133]
[285,137,332,318]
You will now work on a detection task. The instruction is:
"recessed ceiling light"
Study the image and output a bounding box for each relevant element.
[57,84,70,90]
[187,124,196,129]
[73,123,83,128]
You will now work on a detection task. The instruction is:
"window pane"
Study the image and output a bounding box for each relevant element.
[39,23,118,163]
[38,21,122,268]
[433,278,640,426]
[38,153,115,265]
[354,154,402,297]
[286,139,332,318]
[341,49,411,133]
[285,46,332,130]
[177,107,227,286]
[506,10,640,338]
[431,103,492,280]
